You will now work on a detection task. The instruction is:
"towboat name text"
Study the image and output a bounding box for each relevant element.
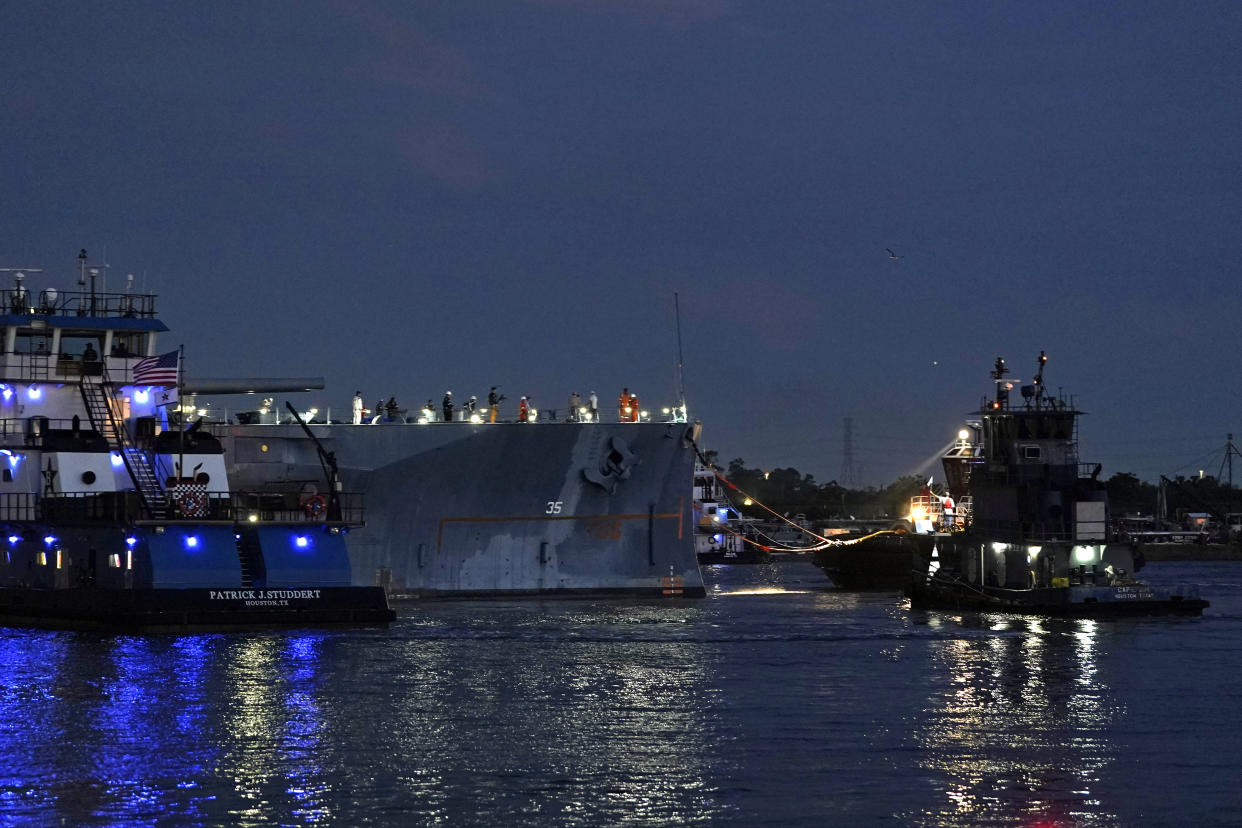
[208,589,322,605]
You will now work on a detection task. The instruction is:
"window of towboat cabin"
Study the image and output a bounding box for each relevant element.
[14,333,53,354]
[1021,445,1042,460]
[110,335,139,357]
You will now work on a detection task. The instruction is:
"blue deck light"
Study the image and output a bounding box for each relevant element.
[125,536,138,548]
[43,535,56,546]
[111,453,124,467]
[294,535,310,549]
[7,535,18,546]
[27,386,41,401]
[185,535,199,550]
[134,389,149,403]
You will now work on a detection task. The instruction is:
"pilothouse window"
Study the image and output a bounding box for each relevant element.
[1022,445,1042,460]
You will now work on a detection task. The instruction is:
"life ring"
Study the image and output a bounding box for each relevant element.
[177,490,208,517]
[302,493,327,518]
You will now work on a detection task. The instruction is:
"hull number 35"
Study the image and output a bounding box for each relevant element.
[546,501,564,514]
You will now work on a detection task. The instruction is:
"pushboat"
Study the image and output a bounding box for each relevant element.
[905,353,1207,617]
[0,252,394,630]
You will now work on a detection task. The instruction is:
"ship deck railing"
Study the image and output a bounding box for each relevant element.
[0,490,364,526]
[205,409,692,429]
[0,352,160,386]
[1,288,157,320]
[0,416,116,442]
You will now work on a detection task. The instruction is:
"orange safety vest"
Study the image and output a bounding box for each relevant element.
[518,399,528,421]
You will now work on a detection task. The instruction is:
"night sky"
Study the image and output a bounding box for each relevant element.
[3,1,1239,486]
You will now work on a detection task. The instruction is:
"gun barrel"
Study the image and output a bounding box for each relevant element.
[182,377,326,395]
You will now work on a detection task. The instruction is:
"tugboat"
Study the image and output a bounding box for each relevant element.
[0,253,394,630]
[693,462,769,565]
[811,466,973,589]
[908,352,1207,616]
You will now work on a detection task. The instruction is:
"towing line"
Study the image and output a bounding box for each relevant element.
[688,440,897,553]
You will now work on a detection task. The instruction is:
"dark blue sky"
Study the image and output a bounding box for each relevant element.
[3,1,1239,486]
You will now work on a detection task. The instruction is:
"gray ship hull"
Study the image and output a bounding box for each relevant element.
[216,421,704,597]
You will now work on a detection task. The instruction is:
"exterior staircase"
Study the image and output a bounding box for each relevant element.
[79,369,167,519]
[235,527,267,588]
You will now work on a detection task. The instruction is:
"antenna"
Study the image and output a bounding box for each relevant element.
[673,292,686,419]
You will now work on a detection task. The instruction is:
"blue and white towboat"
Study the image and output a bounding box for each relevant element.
[0,252,393,630]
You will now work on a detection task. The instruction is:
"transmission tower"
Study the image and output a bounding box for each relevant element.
[840,417,858,487]
[1219,433,1240,515]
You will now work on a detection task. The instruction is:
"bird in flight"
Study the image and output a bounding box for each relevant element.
[886,247,903,259]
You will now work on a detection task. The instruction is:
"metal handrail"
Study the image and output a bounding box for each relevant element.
[0,490,364,525]
[1,288,157,319]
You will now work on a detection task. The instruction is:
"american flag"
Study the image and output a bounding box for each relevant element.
[132,350,180,386]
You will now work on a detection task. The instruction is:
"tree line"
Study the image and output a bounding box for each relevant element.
[710,454,1242,523]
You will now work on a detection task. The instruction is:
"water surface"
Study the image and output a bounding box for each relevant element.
[0,560,1238,826]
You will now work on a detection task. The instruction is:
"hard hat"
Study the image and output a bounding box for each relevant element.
[446,391,451,395]
[470,395,477,400]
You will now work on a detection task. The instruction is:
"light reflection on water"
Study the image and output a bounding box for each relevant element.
[0,561,1236,826]
[907,615,1118,827]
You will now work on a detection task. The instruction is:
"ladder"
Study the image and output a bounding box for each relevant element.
[79,368,167,519]
[235,527,267,588]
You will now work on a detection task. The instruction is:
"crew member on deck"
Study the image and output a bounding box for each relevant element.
[82,343,98,362]
[588,391,598,422]
[442,391,454,423]
[488,386,503,423]
[618,388,632,422]
[386,397,398,421]
[352,391,364,425]
[628,390,640,422]
[518,396,529,422]
[568,391,581,422]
